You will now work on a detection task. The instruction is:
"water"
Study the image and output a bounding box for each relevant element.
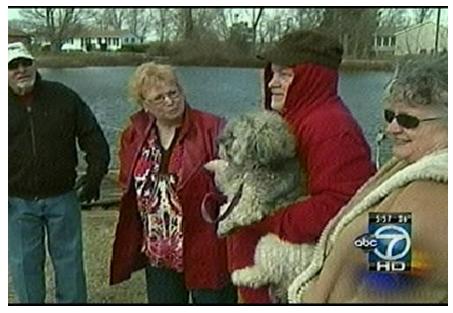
[40,66,393,169]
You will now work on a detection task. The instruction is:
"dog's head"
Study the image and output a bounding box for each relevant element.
[217,111,297,168]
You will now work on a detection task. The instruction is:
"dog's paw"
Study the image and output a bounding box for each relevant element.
[204,159,228,173]
[232,266,270,288]
[217,218,236,237]
[232,207,264,228]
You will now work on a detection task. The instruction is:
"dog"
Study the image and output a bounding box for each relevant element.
[204,111,314,302]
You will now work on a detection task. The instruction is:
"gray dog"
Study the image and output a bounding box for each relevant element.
[205,111,314,302]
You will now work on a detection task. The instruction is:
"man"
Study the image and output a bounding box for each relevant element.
[227,30,376,303]
[8,42,110,303]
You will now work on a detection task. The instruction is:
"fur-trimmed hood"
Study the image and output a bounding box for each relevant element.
[288,148,448,302]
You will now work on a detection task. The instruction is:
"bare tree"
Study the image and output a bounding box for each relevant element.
[250,8,265,51]
[319,8,379,59]
[20,8,89,51]
[153,8,177,43]
[209,8,232,41]
[182,8,195,40]
[413,8,433,24]
[103,8,128,30]
[377,8,410,28]
[192,8,226,41]
[126,9,153,42]
[294,8,324,29]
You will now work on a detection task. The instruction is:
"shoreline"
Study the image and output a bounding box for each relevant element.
[35,52,394,72]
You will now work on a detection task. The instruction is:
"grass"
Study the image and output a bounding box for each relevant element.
[8,209,148,304]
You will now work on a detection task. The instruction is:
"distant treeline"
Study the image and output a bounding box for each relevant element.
[35,40,394,71]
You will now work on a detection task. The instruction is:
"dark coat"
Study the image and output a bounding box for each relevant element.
[8,73,110,198]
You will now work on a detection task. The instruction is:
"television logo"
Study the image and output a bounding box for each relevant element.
[354,213,412,272]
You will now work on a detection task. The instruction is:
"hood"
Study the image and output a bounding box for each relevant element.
[265,63,340,130]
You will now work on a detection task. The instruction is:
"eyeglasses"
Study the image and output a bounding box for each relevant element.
[8,58,33,71]
[144,89,181,105]
[384,109,443,129]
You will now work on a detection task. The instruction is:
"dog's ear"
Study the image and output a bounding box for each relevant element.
[230,119,255,167]
[254,112,297,165]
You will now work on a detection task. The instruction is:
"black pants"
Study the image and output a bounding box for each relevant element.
[145,266,237,304]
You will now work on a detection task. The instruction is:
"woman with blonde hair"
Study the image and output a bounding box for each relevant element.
[288,56,448,303]
[110,63,236,304]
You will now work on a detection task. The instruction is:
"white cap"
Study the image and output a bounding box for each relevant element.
[8,42,34,63]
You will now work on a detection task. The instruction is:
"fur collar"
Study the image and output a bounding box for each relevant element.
[288,149,448,303]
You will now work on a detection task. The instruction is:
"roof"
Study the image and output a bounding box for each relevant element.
[8,28,30,37]
[70,28,136,38]
[375,25,404,36]
[394,21,447,36]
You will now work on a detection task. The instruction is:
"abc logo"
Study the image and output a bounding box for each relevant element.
[354,233,378,250]
[373,225,411,261]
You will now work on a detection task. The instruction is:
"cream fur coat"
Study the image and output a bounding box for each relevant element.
[288,149,448,303]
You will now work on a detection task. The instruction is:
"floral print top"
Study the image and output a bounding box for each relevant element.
[133,127,183,272]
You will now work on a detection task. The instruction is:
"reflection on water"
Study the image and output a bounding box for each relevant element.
[40,66,393,168]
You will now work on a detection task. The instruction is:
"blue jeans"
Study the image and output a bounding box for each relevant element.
[8,191,87,303]
[145,266,237,304]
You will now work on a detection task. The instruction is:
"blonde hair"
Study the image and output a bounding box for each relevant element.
[128,62,182,106]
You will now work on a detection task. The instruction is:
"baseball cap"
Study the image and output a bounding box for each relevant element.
[8,42,34,64]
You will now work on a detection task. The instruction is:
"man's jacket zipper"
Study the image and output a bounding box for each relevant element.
[26,105,37,157]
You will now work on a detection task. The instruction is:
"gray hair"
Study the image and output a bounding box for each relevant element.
[384,55,448,110]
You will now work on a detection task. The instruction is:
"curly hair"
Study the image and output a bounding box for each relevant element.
[384,56,448,110]
[128,62,183,107]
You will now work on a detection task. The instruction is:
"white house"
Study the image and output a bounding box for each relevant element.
[62,29,142,52]
[394,21,448,55]
[373,22,447,57]
[373,26,400,57]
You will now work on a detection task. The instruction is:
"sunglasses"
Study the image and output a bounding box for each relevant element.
[384,109,442,129]
[8,58,33,71]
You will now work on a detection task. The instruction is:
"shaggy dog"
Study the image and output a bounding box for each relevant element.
[204,111,314,302]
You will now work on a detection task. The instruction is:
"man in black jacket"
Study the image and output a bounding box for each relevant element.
[8,42,110,303]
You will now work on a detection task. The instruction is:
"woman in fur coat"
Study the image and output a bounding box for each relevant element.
[288,56,448,303]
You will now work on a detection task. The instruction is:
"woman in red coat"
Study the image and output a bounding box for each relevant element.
[229,30,376,303]
[109,63,236,304]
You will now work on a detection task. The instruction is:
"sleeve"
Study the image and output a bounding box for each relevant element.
[117,124,134,192]
[75,92,111,183]
[213,116,227,157]
[350,182,447,303]
[251,130,376,243]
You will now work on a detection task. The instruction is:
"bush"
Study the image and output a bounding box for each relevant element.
[167,39,263,68]
[121,44,149,53]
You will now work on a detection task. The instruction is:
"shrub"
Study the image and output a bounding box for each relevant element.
[121,43,149,53]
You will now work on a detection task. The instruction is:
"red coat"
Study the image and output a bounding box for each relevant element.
[231,63,377,303]
[109,106,231,290]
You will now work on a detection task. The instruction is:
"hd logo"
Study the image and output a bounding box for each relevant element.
[354,213,412,272]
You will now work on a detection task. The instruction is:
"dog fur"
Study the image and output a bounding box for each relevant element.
[205,111,314,302]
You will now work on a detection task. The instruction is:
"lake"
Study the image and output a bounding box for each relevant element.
[40,66,393,168]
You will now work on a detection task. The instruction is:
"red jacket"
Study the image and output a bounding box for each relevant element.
[231,64,376,302]
[109,106,231,289]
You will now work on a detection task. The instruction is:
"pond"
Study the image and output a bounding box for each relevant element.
[40,66,393,168]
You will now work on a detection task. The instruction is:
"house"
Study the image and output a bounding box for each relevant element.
[373,22,448,57]
[61,29,142,52]
[373,26,401,57]
[8,28,31,45]
[393,21,448,55]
